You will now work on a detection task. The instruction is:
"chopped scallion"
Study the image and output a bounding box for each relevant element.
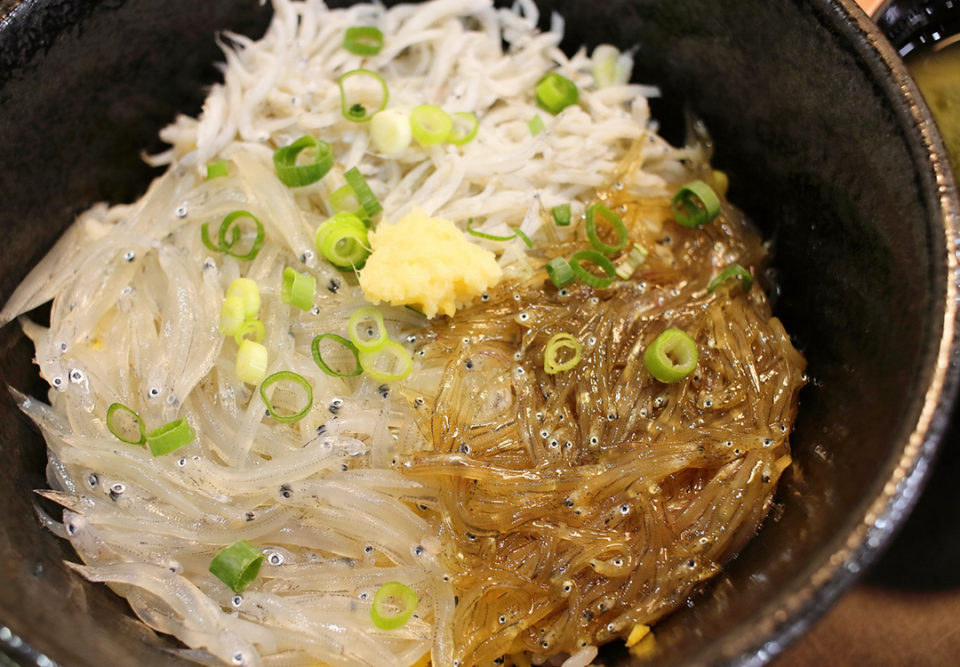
[671,180,721,228]
[209,540,263,594]
[528,114,545,136]
[201,210,265,261]
[644,328,698,383]
[106,403,145,445]
[535,72,579,114]
[614,243,649,280]
[311,334,363,378]
[544,332,582,374]
[370,108,412,156]
[344,167,382,217]
[708,263,753,293]
[410,104,452,146]
[330,184,361,214]
[585,204,629,255]
[338,69,389,122]
[226,278,261,319]
[259,371,313,423]
[348,307,389,352]
[219,297,246,337]
[343,26,384,56]
[546,257,575,288]
[205,161,229,179]
[569,250,616,289]
[370,581,418,630]
[448,112,479,146]
[233,319,266,347]
[315,213,370,270]
[281,267,316,311]
[236,339,268,385]
[359,340,413,383]
[146,418,195,457]
[273,135,334,187]
[552,203,571,227]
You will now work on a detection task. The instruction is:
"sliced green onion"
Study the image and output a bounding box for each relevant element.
[206,160,229,179]
[410,104,453,146]
[546,257,575,288]
[344,26,384,56]
[535,72,579,114]
[219,297,246,336]
[644,328,698,383]
[209,540,264,594]
[106,402,145,445]
[528,114,544,137]
[344,167,382,217]
[544,332,582,375]
[226,278,261,319]
[311,334,363,377]
[586,204,629,255]
[592,44,620,88]
[273,135,334,187]
[615,243,649,280]
[712,170,729,198]
[236,339,268,385]
[359,340,413,383]
[233,318,266,347]
[513,227,534,248]
[338,69,388,122]
[281,267,316,311]
[201,210,265,261]
[259,371,313,423]
[315,213,370,270]
[552,203,571,227]
[370,108,412,156]
[466,218,513,242]
[708,263,753,293]
[146,418,195,457]
[448,112,479,146]
[330,184,361,214]
[569,250,616,289]
[671,180,721,228]
[348,307,389,352]
[370,581,418,630]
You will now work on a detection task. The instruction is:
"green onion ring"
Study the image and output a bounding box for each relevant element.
[644,328,698,383]
[329,184,361,214]
[708,263,753,293]
[513,227,534,248]
[552,203,571,227]
[359,340,413,384]
[259,371,314,423]
[569,250,616,289]
[466,218,515,242]
[410,104,453,146]
[348,307,389,352]
[528,114,544,137]
[233,318,266,347]
[448,112,479,146]
[338,69,389,122]
[544,332,582,375]
[315,213,370,270]
[205,161,229,179]
[311,334,363,378]
[281,267,317,312]
[106,402,146,445]
[201,210,265,261]
[343,167,382,217]
[146,418,195,457]
[546,257,575,288]
[535,72,579,114]
[671,180,721,228]
[209,540,264,594]
[273,135,334,187]
[343,26,384,56]
[585,203,629,255]
[370,581,418,630]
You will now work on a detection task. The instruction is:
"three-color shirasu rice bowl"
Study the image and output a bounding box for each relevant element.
[0,0,806,665]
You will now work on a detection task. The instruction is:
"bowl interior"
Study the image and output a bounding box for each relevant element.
[0,0,953,665]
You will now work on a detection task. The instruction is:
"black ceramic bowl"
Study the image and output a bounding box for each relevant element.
[0,1,958,665]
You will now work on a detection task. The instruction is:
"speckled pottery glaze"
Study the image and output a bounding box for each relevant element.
[0,0,958,665]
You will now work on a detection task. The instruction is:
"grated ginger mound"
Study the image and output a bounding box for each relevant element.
[358,207,502,318]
